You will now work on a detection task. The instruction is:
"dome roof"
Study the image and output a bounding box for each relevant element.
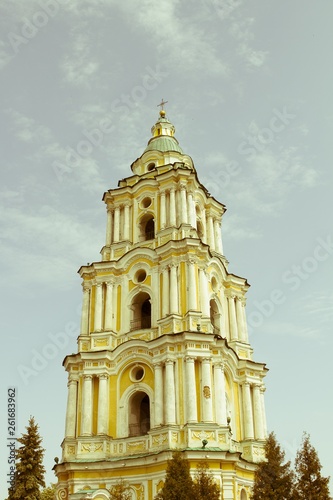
[143,109,184,154]
[144,135,183,154]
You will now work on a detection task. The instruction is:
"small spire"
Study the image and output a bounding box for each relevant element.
[157,98,168,118]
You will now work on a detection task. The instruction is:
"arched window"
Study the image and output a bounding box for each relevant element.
[128,392,150,437]
[139,214,155,241]
[130,292,152,330]
[240,489,247,500]
[210,299,220,335]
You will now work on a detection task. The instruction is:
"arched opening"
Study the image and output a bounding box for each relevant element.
[128,392,150,437]
[139,214,155,241]
[240,489,247,500]
[210,299,220,335]
[197,219,204,240]
[130,292,152,330]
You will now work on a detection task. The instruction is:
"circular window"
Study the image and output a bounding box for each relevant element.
[135,269,147,283]
[130,365,145,382]
[211,276,218,292]
[141,197,152,209]
[147,162,155,171]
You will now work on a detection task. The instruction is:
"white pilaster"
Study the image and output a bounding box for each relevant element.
[260,386,268,437]
[228,296,238,340]
[97,374,109,435]
[104,282,113,331]
[214,218,223,254]
[213,362,227,425]
[169,265,179,314]
[123,204,130,241]
[154,363,164,426]
[201,358,213,422]
[235,297,246,342]
[253,384,265,440]
[207,213,215,250]
[80,286,90,335]
[241,299,249,343]
[160,191,166,229]
[185,357,197,423]
[65,377,78,438]
[187,260,197,311]
[81,375,93,436]
[187,191,196,228]
[162,267,170,317]
[180,184,188,224]
[169,188,176,227]
[164,359,176,424]
[94,283,103,332]
[106,207,112,245]
[113,206,120,242]
[199,268,210,317]
[242,382,254,439]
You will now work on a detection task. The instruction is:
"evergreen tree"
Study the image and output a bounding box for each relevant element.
[155,451,195,500]
[252,432,294,500]
[192,460,220,500]
[108,479,132,500]
[40,483,56,500]
[293,432,330,500]
[7,416,46,500]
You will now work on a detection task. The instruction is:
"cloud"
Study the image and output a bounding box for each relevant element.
[0,201,102,290]
[229,17,268,68]
[117,0,228,77]
[60,29,100,88]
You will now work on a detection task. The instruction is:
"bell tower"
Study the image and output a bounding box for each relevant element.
[55,107,268,500]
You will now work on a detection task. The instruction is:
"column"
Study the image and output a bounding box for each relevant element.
[169,188,176,226]
[162,267,170,317]
[185,357,197,422]
[253,384,265,440]
[199,269,210,317]
[80,286,90,335]
[187,260,197,311]
[81,375,93,435]
[123,204,130,241]
[113,206,120,242]
[160,191,166,229]
[187,191,196,228]
[260,386,268,437]
[164,360,176,424]
[154,363,164,426]
[201,358,213,422]
[104,282,113,331]
[169,265,179,314]
[180,185,188,224]
[94,283,103,332]
[65,377,78,438]
[242,382,254,439]
[106,207,112,245]
[214,218,223,253]
[228,296,238,340]
[235,297,246,342]
[241,299,249,343]
[207,213,215,250]
[213,363,227,425]
[97,374,109,435]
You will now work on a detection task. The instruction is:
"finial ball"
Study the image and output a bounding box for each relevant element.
[160,109,166,118]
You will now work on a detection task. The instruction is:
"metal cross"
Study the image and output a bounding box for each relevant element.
[157,99,168,110]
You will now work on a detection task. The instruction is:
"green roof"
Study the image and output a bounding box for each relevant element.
[144,136,183,154]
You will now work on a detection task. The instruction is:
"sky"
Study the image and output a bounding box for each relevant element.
[0,0,332,496]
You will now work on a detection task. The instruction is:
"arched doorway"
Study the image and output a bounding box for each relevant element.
[210,298,220,334]
[130,292,151,330]
[139,214,155,241]
[128,392,150,437]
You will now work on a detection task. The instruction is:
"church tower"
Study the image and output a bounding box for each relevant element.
[55,107,268,500]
